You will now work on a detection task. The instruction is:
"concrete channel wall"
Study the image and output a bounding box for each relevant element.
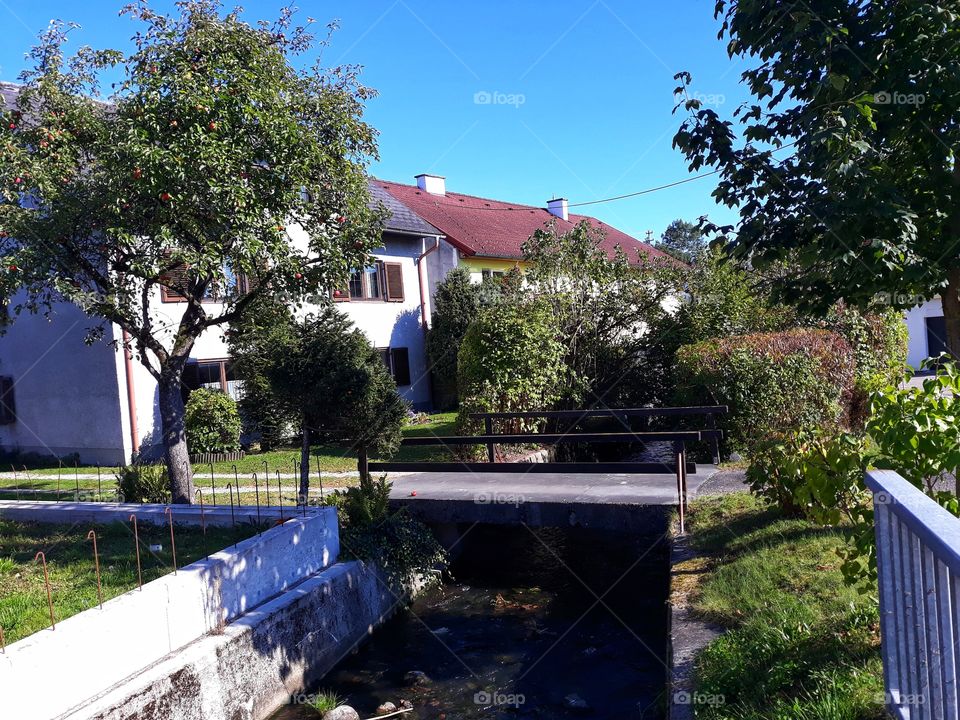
[0,508,339,720]
[64,561,407,720]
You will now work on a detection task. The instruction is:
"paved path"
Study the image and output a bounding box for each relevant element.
[387,465,720,506]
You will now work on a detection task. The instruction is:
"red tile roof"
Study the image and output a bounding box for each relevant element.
[375,179,670,266]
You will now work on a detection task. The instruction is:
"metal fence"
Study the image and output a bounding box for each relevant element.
[867,469,960,719]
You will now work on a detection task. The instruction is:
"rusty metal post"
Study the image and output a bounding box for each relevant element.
[195,489,206,535]
[226,483,236,532]
[86,530,103,609]
[276,470,284,521]
[97,465,102,501]
[34,551,55,629]
[316,455,324,501]
[129,514,143,590]
[252,472,261,530]
[485,416,495,463]
[262,460,270,506]
[164,507,178,575]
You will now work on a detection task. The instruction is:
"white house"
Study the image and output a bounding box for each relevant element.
[905,298,948,370]
[0,177,458,465]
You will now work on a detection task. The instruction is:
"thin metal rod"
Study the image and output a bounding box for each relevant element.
[227,483,237,540]
[128,514,143,589]
[676,447,686,535]
[34,551,55,629]
[97,465,102,500]
[75,462,80,501]
[292,461,299,512]
[195,489,206,535]
[316,455,324,500]
[86,529,103,609]
[277,470,284,521]
[263,460,270,506]
[164,507,178,575]
[253,472,261,531]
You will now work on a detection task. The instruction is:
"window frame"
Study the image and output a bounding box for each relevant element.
[334,260,404,303]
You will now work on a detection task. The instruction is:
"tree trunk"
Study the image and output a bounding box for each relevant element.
[942,268,960,362]
[158,371,195,504]
[299,419,311,503]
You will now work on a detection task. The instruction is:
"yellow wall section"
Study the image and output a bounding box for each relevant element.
[459,256,527,281]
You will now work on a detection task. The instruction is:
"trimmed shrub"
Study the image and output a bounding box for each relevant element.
[184,388,242,454]
[675,328,856,451]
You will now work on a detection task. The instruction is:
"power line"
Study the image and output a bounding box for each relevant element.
[567,170,721,208]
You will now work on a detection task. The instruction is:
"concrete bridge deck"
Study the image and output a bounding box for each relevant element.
[386,465,720,532]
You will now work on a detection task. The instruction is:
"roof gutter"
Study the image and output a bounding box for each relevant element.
[416,235,442,334]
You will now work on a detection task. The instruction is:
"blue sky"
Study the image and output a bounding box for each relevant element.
[0,0,751,241]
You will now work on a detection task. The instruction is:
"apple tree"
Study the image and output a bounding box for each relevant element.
[0,1,383,502]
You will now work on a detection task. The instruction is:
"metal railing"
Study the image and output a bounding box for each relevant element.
[867,469,960,719]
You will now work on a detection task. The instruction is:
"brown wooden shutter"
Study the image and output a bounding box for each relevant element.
[390,348,411,386]
[160,263,190,303]
[384,262,404,302]
[0,376,16,424]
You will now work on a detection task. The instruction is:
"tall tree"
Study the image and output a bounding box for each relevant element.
[672,2,960,353]
[0,2,383,502]
[657,218,706,263]
[229,300,406,499]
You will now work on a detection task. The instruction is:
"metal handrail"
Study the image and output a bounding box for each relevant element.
[468,405,728,420]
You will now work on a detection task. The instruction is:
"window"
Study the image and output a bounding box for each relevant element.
[336,261,404,302]
[180,359,241,401]
[481,269,505,281]
[0,376,14,424]
[925,316,955,361]
[160,259,255,304]
[378,347,411,386]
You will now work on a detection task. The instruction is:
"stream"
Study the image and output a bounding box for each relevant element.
[271,523,669,719]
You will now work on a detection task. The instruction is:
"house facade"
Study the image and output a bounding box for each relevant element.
[0,180,452,465]
[905,298,948,370]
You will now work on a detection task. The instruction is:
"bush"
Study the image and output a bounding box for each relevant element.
[116,463,170,504]
[184,388,242,454]
[456,298,566,435]
[675,328,856,452]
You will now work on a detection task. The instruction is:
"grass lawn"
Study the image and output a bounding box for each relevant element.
[684,492,884,720]
[0,412,460,497]
[0,519,257,645]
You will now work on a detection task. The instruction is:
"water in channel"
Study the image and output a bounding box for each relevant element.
[272,523,669,719]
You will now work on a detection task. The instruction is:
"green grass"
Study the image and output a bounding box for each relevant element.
[0,519,257,645]
[685,492,885,720]
[0,412,459,497]
[309,690,345,713]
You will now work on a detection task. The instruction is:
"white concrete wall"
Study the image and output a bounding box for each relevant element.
[905,298,943,369]
[0,298,128,465]
[0,508,339,720]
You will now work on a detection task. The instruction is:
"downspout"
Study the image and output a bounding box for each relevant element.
[416,236,442,408]
[121,329,140,459]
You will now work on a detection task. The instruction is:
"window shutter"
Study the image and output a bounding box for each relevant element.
[390,347,411,386]
[0,376,15,424]
[160,263,190,303]
[384,262,405,302]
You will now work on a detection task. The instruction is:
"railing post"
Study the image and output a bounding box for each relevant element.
[708,413,720,465]
[485,416,495,463]
[675,441,685,534]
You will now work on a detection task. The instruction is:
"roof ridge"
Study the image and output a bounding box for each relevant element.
[375,177,549,212]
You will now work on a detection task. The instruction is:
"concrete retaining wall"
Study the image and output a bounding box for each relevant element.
[0,508,339,720]
[0,499,291,528]
[65,561,406,720]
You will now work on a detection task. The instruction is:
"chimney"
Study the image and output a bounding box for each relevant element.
[547,197,569,221]
[415,173,446,195]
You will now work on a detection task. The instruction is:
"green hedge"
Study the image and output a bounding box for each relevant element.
[184,388,242,454]
[675,328,856,451]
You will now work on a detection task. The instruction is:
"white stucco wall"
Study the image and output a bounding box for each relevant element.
[0,299,128,464]
[905,298,944,370]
